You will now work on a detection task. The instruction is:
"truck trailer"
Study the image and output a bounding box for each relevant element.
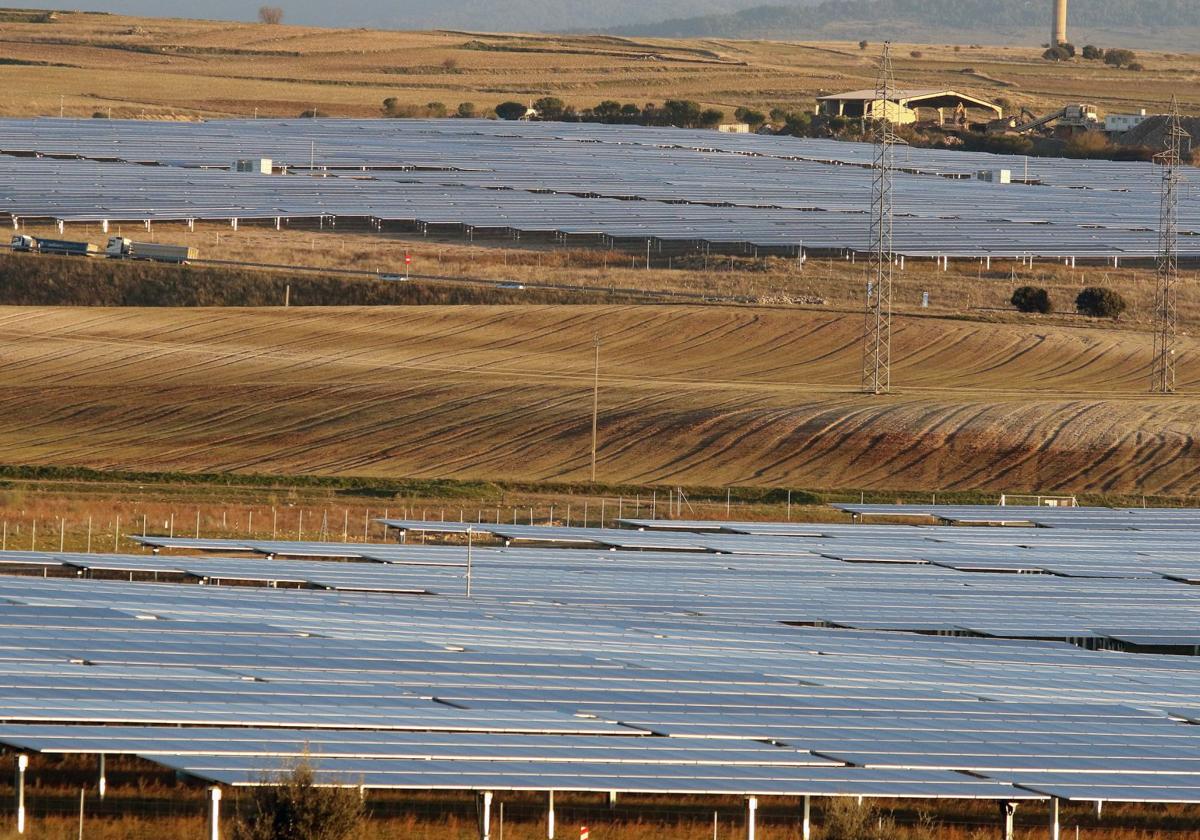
[10,235,99,256]
[106,237,198,264]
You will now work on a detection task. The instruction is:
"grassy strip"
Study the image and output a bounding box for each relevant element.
[0,464,1194,509]
[0,253,623,306]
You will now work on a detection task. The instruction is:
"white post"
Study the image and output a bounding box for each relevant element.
[16,754,27,835]
[746,796,757,840]
[209,786,221,840]
[101,219,109,234]
[1049,798,1060,840]
[480,791,493,840]
[98,753,106,800]
[548,790,556,840]
[1002,802,1017,840]
[466,527,473,597]
[802,795,811,840]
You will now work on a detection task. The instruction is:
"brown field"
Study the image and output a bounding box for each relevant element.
[0,11,1195,121]
[0,303,1196,495]
[17,220,1196,322]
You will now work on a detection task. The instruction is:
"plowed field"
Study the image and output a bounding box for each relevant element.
[0,305,1196,494]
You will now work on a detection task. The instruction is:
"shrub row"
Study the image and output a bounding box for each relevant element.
[1011,285,1127,318]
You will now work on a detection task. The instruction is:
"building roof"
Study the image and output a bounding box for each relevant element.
[818,88,1001,114]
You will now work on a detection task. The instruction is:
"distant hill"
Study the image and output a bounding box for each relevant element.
[605,0,1200,46]
[23,0,789,30]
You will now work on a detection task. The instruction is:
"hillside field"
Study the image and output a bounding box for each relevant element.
[0,11,1195,120]
[0,304,1196,496]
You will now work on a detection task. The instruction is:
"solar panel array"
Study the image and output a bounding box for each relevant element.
[1,504,1200,807]
[1,118,1195,258]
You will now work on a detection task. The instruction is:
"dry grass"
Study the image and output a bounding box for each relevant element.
[0,12,1195,120]
[0,303,1198,495]
[17,220,1196,325]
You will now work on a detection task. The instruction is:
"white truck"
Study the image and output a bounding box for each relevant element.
[11,235,99,256]
[105,237,198,264]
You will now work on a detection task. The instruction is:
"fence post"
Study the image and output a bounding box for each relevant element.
[209,786,222,840]
[16,754,28,835]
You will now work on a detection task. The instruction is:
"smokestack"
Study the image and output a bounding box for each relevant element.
[1052,0,1068,44]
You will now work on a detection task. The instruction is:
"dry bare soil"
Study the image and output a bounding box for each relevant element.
[0,304,1196,495]
[0,11,1195,120]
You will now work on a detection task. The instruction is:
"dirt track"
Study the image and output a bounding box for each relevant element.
[0,305,1196,494]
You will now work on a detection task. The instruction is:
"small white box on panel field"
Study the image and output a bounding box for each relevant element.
[976,169,1011,184]
[233,158,273,174]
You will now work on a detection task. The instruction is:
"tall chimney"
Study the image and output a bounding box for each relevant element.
[1052,0,1068,44]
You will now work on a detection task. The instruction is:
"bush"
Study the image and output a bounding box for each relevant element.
[1127,62,1144,71]
[1076,287,1126,318]
[734,106,767,128]
[1011,286,1052,314]
[858,39,869,50]
[1104,48,1136,67]
[910,50,923,58]
[1081,44,1104,60]
[1064,131,1115,159]
[257,5,283,24]
[456,101,477,118]
[821,798,894,840]
[231,763,365,840]
[1042,46,1072,61]
[494,101,526,120]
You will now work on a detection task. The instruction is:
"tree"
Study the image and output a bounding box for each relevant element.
[257,6,283,24]
[1011,286,1052,314]
[699,108,724,128]
[456,102,477,118]
[1076,287,1126,319]
[494,101,526,120]
[532,97,567,121]
[1104,48,1136,67]
[661,99,703,127]
[232,763,365,840]
[858,39,869,50]
[1081,44,1104,60]
[735,107,767,128]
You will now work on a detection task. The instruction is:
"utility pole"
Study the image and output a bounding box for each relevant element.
[590,336,601,482]
[862,42,897,395]
[1152,97,1186,394]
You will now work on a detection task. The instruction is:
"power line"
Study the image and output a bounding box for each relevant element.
[1151,97,1187,394]
[863,42,897,396]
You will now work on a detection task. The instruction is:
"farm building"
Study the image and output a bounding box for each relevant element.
[816,88,1002,125]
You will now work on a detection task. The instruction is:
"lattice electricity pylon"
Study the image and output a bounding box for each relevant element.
[1151,98,1187,394]
[862,42,897,395]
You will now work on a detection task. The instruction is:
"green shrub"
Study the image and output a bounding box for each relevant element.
[1104,48,1136,67]
[1011,286,1052,314]
[1076,286,1126,318]
[494,101,526,120]
[231,763,365,840]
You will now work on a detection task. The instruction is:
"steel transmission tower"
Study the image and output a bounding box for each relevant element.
[1151,98,1187,394]
[863,42,897,395]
